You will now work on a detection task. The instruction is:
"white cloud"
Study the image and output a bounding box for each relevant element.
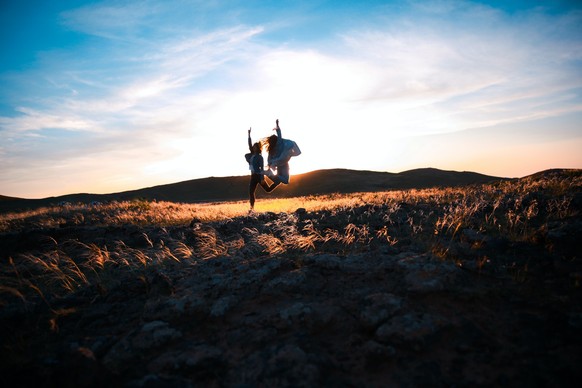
[2,0,582,197]
[335,4,582,133]
[0,107,97,132]
[60,0,160,41]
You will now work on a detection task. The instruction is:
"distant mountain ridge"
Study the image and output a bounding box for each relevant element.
[0,195,20,201]
[0,168,508,212]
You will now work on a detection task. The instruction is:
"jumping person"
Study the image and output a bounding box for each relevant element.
[245,127,272,211]
[263,119,301,191]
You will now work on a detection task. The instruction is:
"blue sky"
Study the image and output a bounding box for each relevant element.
[1,0,581,198]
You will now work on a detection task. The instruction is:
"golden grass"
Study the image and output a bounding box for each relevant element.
[0,169,580,306]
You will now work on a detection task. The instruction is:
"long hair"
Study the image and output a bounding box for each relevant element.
[252,142,262,154]
[263,135,278,157]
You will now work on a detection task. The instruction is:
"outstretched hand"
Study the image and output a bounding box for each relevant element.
[248,127,251,135]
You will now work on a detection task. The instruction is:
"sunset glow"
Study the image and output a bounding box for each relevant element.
[1,1,581,198]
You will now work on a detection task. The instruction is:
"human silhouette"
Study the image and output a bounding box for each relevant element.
[245,127,272,211]
[263,119,301,191]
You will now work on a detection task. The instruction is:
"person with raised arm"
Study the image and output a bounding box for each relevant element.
[263,119,302,191]
[245,127,272,212]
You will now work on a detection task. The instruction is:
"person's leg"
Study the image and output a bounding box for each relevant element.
[264,168,276,181]
[264,178,281,192]
[249,175,260,208]
[259,177,273,192]
[263,163,291,192]
[277,163,290,184]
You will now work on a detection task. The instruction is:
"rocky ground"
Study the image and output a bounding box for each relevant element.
[1,173,581,387]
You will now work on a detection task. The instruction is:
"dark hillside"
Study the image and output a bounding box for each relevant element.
[524,168,580,179]
[0,195,21,201]
[0,168,505,212]
[394,167,508,187]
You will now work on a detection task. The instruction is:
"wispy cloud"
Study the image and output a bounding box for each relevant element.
[60,0,162,41]
[0,107,96,132]
[1,0,581,197]
[1,4,271,196]
[335,4,582,133]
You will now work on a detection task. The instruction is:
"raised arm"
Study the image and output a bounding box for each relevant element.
[274,119,282,139]
[247,127,253,151]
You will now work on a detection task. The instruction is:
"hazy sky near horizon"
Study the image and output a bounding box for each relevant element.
[1,0,581,198]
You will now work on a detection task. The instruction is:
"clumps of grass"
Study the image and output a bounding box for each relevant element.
[0,200,252,232]
[1,170,580,306]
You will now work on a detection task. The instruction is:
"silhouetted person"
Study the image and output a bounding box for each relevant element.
[263,119,301,191]
[245,127,272,211]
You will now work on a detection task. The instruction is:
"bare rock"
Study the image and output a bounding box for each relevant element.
[303,253,342,269]
[263,344,320,386]
[375,313,444,348]
[148,345,224,374]
[127,373,193,387]
[210,295,237,318]
[133,321,182,350]
[362,340,397,367]
[264,269,307,293]
[142,294,207,322]
[397,254,459,292]
[359,293,403,330]
[103,321,182,372]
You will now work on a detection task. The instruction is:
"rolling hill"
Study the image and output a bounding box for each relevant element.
[0,168,506,212]
[0,195,20,202]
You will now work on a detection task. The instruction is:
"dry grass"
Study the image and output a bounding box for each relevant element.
[1,169,580,307]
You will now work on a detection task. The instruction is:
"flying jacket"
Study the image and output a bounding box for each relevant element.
[267,126,302,167]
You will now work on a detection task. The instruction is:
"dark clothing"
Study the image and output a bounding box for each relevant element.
[267,125,284,166]
[249,173,274,208]
[247,132,275,207]
[265,163,289,187]
[245,153,264,174]
[266,124,299,186]
[246,135,264,175]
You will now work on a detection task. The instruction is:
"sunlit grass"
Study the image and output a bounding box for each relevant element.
[0,169,580,307]
[0,193,401,231]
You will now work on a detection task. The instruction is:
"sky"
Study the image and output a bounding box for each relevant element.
[1,0,581,199]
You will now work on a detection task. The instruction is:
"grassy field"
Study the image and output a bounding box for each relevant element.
[0,169,580,386]
[1,169,580,307]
